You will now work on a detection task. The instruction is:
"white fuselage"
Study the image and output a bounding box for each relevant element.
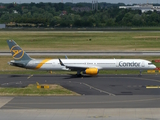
[7,40,157,75]
[26,59,156,71]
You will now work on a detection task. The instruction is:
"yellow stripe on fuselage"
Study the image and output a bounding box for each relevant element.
[35,59,51,70]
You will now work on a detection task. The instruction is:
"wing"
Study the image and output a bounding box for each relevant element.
[58,58,97,71]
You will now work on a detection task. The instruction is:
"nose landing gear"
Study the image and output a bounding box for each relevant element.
[139,70,142,76]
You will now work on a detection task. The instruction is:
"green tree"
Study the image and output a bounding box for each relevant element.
[132,14,142,26]
[122,12,134,26]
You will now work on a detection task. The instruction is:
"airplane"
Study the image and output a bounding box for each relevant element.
[7,40,156,76]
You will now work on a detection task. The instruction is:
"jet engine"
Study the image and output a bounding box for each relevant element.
[83,68,98,75]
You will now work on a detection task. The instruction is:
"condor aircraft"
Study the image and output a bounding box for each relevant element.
[7,40,156,76]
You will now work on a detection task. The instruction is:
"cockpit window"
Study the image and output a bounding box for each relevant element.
[148,63,153,65]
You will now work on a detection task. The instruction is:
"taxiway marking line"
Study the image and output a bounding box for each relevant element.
[146,86,160,89]
[1,81,22,86]
[27,75,33,79]
[107,76,160,83]
[133,77,160,83]
[82,83,115,96]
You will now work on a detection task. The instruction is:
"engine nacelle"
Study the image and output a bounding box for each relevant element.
[83,68,98,75]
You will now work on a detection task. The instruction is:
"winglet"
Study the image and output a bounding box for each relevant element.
[58,58,65,66]
[65,55,68,59]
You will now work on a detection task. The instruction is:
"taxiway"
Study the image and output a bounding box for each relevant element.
[0,74,160,96]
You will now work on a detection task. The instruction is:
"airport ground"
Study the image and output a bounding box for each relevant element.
[0,74,160,120]
[0,31,160,119]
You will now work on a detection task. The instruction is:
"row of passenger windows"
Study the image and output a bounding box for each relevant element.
[57,63,115,64]
[36,62,115,64]
[36,63,154,65]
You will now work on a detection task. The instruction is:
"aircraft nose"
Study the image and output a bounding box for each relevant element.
[153,65,156,69]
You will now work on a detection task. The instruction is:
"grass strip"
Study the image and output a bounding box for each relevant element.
[0,84,78,96]
[1,31,160,51]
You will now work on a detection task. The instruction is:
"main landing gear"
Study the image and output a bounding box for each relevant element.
[76,71,82,77]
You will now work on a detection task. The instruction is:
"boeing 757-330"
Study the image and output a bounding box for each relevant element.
[7,40,156,76]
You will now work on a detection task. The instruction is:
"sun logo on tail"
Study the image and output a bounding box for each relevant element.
[11,45,24,60]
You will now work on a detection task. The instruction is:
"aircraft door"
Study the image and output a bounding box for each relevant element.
[141,61,145,67]
[116,60,119,68]
[52,62,55,66]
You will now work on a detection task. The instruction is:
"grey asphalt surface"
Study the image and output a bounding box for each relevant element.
[1,95,160,109]
[0,74,160,109]
[1,51,160,56]
[1,74,160,95]
[0,74,160,120]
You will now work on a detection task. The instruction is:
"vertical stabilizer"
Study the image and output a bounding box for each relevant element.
[7,40,32,61]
